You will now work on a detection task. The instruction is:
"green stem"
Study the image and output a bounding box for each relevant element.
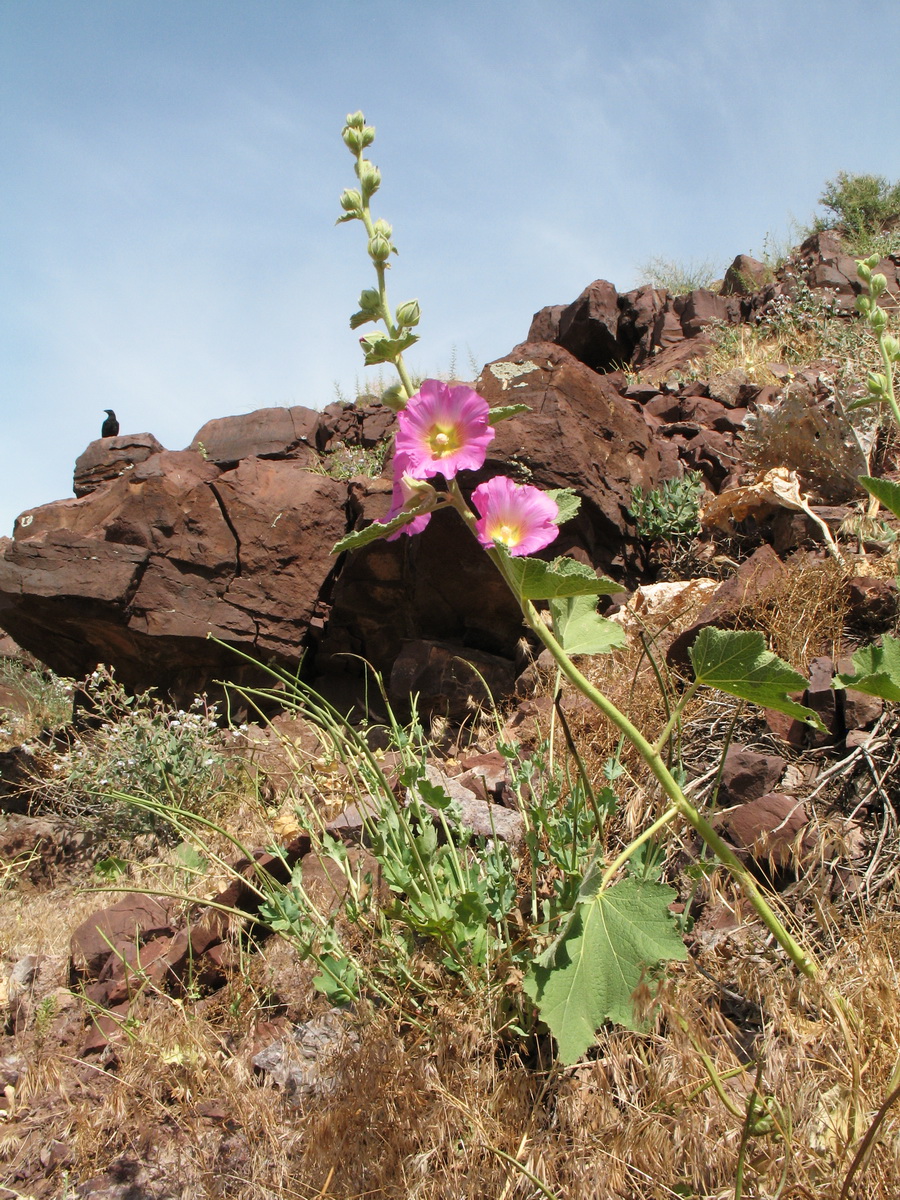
[357,154,416,402]
[879,329,900,432]
[516,595,817,978]
[599,805,680,890]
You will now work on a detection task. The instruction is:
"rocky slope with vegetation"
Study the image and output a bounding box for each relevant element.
[3,172,900,1199]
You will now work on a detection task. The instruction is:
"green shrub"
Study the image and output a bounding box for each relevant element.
[815,171,900,252]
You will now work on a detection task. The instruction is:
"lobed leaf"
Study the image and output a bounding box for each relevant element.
[834,634,900,702]
[549,594,626,656]
[860,475,900,521]
[501,552,624,601]
[545,488,581,526]
[689,627,825,730]
[524,876,687,1064]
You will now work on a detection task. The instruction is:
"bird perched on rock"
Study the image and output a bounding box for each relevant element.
[101,409,119,438]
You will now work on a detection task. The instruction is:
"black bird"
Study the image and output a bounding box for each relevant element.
[101,409,119,438]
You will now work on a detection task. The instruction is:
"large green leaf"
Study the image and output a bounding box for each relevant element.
[689,627,825,731]
[860,475,900,521]
[834,635,900,702]
[545,488,581,526]
[549,594,626,656]
[524,875,687,1064]
[501,552,624,601]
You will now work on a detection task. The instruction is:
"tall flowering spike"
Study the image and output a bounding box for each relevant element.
[396,379,495,479]
[384,452,434,540]
[472,476,560,556]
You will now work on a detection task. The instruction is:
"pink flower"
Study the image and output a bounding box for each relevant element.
[472,476,559,556]
[384,452,434,540]
[395,379,495,479]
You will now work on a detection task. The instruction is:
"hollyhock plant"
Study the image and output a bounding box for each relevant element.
[395,379,495,479]
[472,476,560,556]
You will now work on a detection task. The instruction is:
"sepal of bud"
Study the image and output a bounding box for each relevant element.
[368,234,392,263]
[867,371,888,397]
[395,299,421,328]
[870,273,888,299]
[357,160,381,198]
[342,125,364,153]
[339,188,363,213]
[380,384,407,412]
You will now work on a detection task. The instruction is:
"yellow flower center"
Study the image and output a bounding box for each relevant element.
[492,522,520,547]
[428,426,458,457]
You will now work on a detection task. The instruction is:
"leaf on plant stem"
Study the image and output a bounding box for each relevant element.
[689,627,825,730]
[501,552,624,601]
[332,511,422,554]
[545,488,581,526]
[360,332,419,365]
[524,876,687,1064]
[549,594,626,656]
[860,476,900,521]
[833,635,900,702]
[349,309,379,330]
[488,403,531,423]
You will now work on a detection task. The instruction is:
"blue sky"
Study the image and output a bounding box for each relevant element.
[2,0,899,536]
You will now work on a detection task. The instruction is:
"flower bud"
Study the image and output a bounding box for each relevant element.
[358,288,381,313]
[870,273,888,299]
[868,371,887,397]
[357,160,381,197]
[359,126,375,148]
[345,111,366,129]
[883,335,900,362]
[342,125,364,153]
[856,294,872,318]
[339,188,363,213]
[368,234,392,262]
[870,305,888,334]
[395,299,421,328]
[380,384,407,412]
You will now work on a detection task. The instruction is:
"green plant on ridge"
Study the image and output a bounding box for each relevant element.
[629,470,705,543]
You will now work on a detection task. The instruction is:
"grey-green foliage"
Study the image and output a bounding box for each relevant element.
[638,256,720,296]
[35,666,234,839]
[816,171,900,248]
[0,657,73,744]
[629,471,705,542]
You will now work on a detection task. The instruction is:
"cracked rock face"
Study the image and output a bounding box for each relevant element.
[0,410,348,700]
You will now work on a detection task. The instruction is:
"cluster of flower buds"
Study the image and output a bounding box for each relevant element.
[857,254,890,334]
[857,255,900,407]
[336,111,420,410]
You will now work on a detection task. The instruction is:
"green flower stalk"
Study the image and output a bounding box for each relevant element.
[337,111,418,409]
